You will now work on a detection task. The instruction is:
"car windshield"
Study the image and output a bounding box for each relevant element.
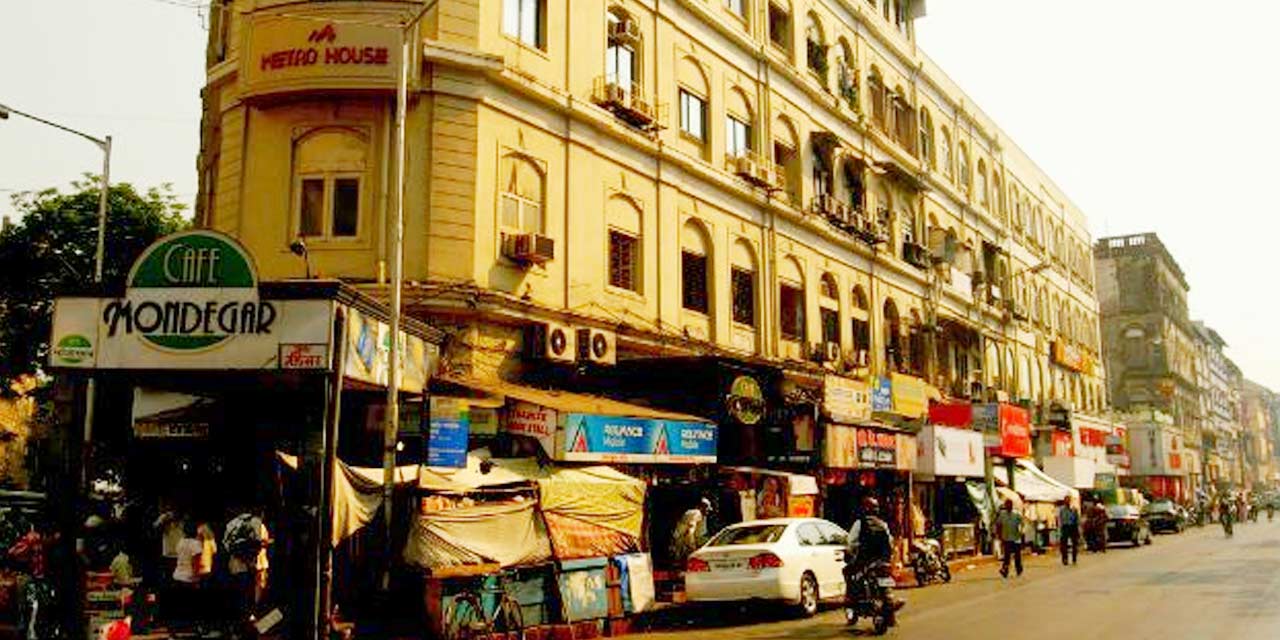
[707,524,789,547]
[1107,505,1137,518]
[1144,501,1175,513]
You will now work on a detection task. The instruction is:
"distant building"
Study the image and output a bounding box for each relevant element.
[1094,233,1202,498]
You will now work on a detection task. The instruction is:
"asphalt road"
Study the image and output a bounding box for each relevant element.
[636,518,1280,640]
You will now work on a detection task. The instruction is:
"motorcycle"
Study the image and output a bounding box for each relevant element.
[843,561,900,636]
[909,537,951,587]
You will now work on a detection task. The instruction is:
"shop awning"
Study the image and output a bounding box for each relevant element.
[436,374,712,424]
[998,459,1078,504]
[726,467,820,496]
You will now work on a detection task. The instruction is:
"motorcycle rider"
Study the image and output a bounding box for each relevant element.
[1221,494,1235,537]
[844,497,895,601]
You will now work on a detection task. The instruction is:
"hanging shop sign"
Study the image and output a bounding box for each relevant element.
[895,432,917,472]
[857,428,898,468]
[342,306,432,393]
[726,375,766,425]
[916,425,984,477]
[48,230,334,371]
[870,377,893,413]
[1052,340,1093,374]
[823,375,871,424]
[427,397,470,468]
[889,373,928,419]
[976,403,1031,459]
[505,401,557,456]
[560,414,717,464]
[1105,434,1130,467]
[1051,431,1075,457]
[824,424,858,469]
[243,14,402,97]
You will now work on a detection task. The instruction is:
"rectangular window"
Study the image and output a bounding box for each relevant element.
[732,267,755,326]
[679,90,706,141]
[779,283,804,342]
[606,42,634,89]
[852,318,870,353]
[500,192,542,234]
[503,0,543,49]
[726,0,747,19]
[821,308,839,345]
[332,178,360,237]
[682,251,709,313]
[609,230,639,292]
[299,178,325,237]
[726,116,751,158]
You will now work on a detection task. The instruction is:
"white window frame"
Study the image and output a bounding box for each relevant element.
[726,115,751,158]
[503,0,544,49]
[294,173,362,241]
[679,89,707,142]
[500,189,542,235]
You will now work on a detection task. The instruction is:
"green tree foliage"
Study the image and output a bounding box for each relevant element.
[0,177,188,384]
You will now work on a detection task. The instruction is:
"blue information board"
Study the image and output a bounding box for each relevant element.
[562,413,716,463]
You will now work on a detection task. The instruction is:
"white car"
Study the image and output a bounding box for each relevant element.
[684,517,850,616]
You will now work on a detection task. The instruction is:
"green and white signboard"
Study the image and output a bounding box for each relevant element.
[50,230,334,370]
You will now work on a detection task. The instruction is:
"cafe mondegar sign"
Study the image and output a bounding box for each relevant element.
[49,230,334,371]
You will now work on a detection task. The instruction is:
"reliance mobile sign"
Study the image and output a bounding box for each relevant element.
[49,230,333,370]
[560,414,717,464]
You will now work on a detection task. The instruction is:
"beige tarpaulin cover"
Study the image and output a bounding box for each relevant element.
[403,499,553,569]
[276,452,418,546]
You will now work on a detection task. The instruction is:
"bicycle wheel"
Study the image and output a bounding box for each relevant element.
[444,592,490,640]
[492,594,525,636]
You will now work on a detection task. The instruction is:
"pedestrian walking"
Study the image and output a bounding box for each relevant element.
[996,500,1024,578]
[669,498,713,567]
[1057,499,1081,566]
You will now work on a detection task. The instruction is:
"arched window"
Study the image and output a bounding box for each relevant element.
[293,127,369,240]
[875,186,892,234]
[606,9,639,92]
[851,285,871,356]
[939,127,953,179]
[918,108,934,169]
[883,298,902,372]
[774,115,801,206]
[819,272,839,345]
[843,158,866,212]
[976,158,988,207]
[681,219,712,314]
[991,173,1004,222]
[499,153,545,234]
[835,38,857,109]
[957,142,971,192]
[868,67,886,130]
[779,256,806,342]
[731,240,758,329]
[607,196,642,292]
[725,87,754,159]
[805,12,828,81]
[677,57,710,152]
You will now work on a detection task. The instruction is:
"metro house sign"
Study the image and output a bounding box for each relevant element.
[102,230,276,351]
[259,23,390,71]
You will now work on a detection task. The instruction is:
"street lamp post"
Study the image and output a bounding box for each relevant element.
[381,0,437,593]
[0,102,111,488]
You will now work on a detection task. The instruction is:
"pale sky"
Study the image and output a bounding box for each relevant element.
[2,1,1277,388]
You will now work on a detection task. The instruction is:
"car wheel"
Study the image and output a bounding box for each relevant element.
[941,562,952,583]
[797,573,819,618]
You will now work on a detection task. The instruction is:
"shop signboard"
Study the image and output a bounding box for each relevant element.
[1052,340,1093,374]
[1051,431,1075,457]
[824,424,858,469]
[917,425,984,477]
[131,388,214,439]
[889,373,928,419]
[978,403,1031,458]
[426,397,470,468]
[1094,473,1118,491]
[726,375,766,425]
[895,433,917,472]
[343,306,433,393]
[243,14,402,97]
[560,414,717,464]
[468,407,498,436]
[870,377,893,413]
[505,401,557,457]
[856,428,897,468]
[823,375,871,424]
[48,230,335,371]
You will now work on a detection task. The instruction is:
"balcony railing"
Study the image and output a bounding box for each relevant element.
[592,77,663,130]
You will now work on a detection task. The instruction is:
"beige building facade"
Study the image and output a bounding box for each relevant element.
[198,0,1105,429]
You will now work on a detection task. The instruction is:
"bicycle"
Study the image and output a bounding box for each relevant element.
[442,572,525,640]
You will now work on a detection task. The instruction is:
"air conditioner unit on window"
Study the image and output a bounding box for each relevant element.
[577,328,617,366]
[610,18,642,45]
[503,232,555,265]
[526,321,576,364]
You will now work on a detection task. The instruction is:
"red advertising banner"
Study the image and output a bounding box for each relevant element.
[997,404,1032,458]
[1051,431,1075,457]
